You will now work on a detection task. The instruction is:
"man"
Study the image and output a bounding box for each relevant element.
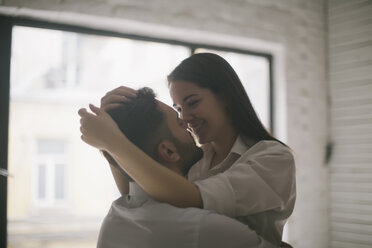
[93,87,275,248]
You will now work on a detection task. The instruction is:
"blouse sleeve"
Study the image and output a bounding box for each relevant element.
[193,143,296,217]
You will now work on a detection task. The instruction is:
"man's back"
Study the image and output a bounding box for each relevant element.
[97,183,275,248]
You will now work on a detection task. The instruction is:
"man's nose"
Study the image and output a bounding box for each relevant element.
[179,110,192,122]
[179,119,188,130]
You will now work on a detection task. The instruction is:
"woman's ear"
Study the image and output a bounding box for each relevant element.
[157,140,180,163]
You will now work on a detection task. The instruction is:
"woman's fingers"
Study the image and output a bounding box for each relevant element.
[100,86,137,108]
[102,95,133,104]
[101,103,124,112]
[78,108,89,117]
[80,126,86,134]
[80,134,89,144]
[89,104,101,115]
[78,105,103,118]
[100,95,134,110]
[78,103,121,150]
[79,107,97,132]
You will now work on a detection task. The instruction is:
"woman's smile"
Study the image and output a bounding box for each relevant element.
[189,120,204,135]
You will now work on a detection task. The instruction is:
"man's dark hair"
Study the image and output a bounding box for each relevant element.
[102,87,176,177]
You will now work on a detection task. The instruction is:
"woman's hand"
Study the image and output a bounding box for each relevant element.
[78,104,124,150]
[78,103,203,209]
[100,86,137,111]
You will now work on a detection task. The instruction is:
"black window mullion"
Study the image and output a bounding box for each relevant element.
[0,15,12,248]
[268,55,275,134]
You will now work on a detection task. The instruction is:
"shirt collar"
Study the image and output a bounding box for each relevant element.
[201,135,248,157]
[229,135,249,156]
[123,182,151,207]
[128,182,149,198]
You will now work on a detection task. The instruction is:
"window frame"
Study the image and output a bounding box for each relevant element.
[0,15,274,247]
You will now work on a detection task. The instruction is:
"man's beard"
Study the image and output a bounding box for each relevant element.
[173,138,203,176]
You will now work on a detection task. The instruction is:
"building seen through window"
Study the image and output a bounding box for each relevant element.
[34,139,67,207]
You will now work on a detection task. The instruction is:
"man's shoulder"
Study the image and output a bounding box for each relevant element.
[112,196,210,222]
[145,199,211,220]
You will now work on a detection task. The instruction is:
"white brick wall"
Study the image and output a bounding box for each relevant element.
[328,0,372,247]
[0,1,329,247]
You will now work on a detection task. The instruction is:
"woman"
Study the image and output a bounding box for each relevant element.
[79,53,296,246]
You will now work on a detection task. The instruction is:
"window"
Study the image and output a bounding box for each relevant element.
[1,16,273,248]
[33,139,68,207]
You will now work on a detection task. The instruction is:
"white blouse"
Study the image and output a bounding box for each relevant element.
[188,136,296,245]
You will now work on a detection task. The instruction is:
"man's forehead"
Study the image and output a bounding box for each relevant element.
[157,100,176,115]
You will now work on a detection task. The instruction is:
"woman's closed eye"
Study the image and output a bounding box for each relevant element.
[187,100,200,108]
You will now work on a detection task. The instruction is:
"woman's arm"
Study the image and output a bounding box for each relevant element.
[193,142,296,217]
[79,104,202,208]
[101,150,130,195]
[109,164,130,195]
[98,86,136,195]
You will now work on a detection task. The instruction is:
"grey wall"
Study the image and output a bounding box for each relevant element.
[328,0,372,247]
[0,1,330,247]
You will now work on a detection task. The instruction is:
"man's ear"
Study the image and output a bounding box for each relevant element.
[157,140,180,163]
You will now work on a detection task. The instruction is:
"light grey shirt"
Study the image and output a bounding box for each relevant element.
[188,137,296,245]
[97,183,276,248]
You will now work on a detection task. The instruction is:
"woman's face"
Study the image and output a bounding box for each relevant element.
[169,80,232,145]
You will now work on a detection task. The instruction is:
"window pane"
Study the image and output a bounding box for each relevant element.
[37,165,46,199]
[194,48,270,129]
[8,25,190,248]
[54,164,65,200]
[10,26,190,106]
[37,140,66,154]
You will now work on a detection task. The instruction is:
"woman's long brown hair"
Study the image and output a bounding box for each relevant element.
[168,52,287,147]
